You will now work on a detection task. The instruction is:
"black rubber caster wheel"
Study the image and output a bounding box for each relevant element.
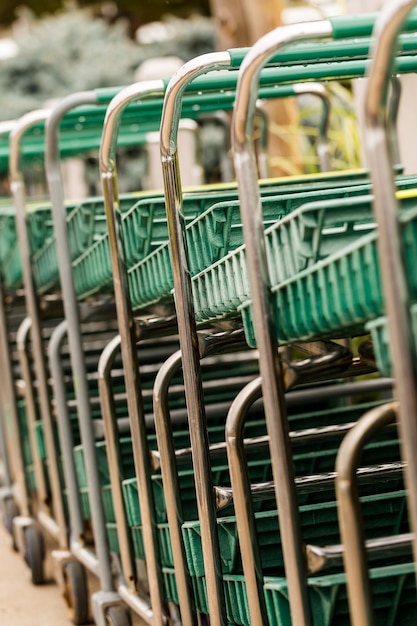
[3,497,19,550]
[3,497,18,534]
[24,525,45,585]
[62,560,90,625]
[105,605,132,626]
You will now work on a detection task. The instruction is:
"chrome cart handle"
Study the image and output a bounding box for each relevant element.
[363,0,417,595]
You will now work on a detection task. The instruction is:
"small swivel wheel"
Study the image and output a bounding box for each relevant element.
[3,497,19,550]
[3,497,19,534]
[105,606,132,626]
[62,560,90,625]
[24,525,45,585]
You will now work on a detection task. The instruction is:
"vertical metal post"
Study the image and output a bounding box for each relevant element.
[336,402,398,626]
[225,377,267,624]
[100,81,169,626]
[153,350,197,626]
[363,0,417,586]
[10,110,68,543]
[97,335,137,593]
[16,317,49,509]
[160,51,233,626]
[48,320,85,544]
[45,93,114,592]
[0,280,27,512]
[292,83,331,172]
[231,20,333,626]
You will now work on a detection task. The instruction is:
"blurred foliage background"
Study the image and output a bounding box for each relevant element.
[0,5,216,121]
[0,0,210,32]
[0,0,361,181]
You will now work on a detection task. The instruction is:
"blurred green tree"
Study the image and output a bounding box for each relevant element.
[0,7,214,120]
[0,0,210,31]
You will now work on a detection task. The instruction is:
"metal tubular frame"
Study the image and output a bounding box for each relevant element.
[231,19,334,626]
[46,92,117,597]
[225,340,352,624]
[388,76,402,166]
[16,317,50,521]
[0,120,20,501]
[307,532,413,575]
[0,386,11,490]
[336,402,398,626]
[153,349,197,626]
[47,320,86,551]
[160,50,233,626]
[10,109,68,545]
[293,82,331,172]
[97,334,137,593]
[100,80,170,626]
[97,333,161,624]
[363,0,417,583]
[256,82,331,178]
[0,278,28,516]
[226,376,267,623]
[151,327,251,626]
[216,459,406,512]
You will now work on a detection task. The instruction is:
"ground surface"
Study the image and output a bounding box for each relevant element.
[0,521,146,625]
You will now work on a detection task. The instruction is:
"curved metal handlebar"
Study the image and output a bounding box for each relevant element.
[9,109,50,184]
[293,82,331,172]
[336,402,398,626]
[159,50,232,626]
[9,108,68,546]
[363,0,417,586]
[45,90,119,593]
[230,20,334,626]
[99,79,169,626]
[255,82,331,178]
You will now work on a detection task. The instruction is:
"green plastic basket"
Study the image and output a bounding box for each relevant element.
[0,202,54,289]
[264,562,417,626]
[127,180,381,312]
[73,172,375,302]
[366,302,417,376]
[189,189,417,355]
[158,562,417,625]
[32,193,139,293]
[182,489,408,577]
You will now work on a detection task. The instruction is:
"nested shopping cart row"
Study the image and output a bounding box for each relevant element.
[1,3,417,626]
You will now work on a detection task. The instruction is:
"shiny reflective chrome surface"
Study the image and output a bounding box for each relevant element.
[100,81,169,626]
[336,402,398,626]
[231,21,333,626]
[160,51,232,626]
[10,109,68,546]
[364,0,417,586]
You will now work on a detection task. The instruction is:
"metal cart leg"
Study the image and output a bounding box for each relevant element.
[46,95,127,625]
[152,328,256,626]
[98,335,137,594]
[225,341,352,624]
[0,280,26,530]
[0,371,19,540]
[97,334,154,625]
[10,110,69,575]
[16,317,51,521]
[48,319,90,626]
[153,349,199,626]
[336,402,399,626]
[363,0,417,584]
[160,51,234,626]
[100,80,176,626]
[0,119,20,523]
[231,19,340,626]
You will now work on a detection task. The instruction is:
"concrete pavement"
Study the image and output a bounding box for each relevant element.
[0,521,73,625]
